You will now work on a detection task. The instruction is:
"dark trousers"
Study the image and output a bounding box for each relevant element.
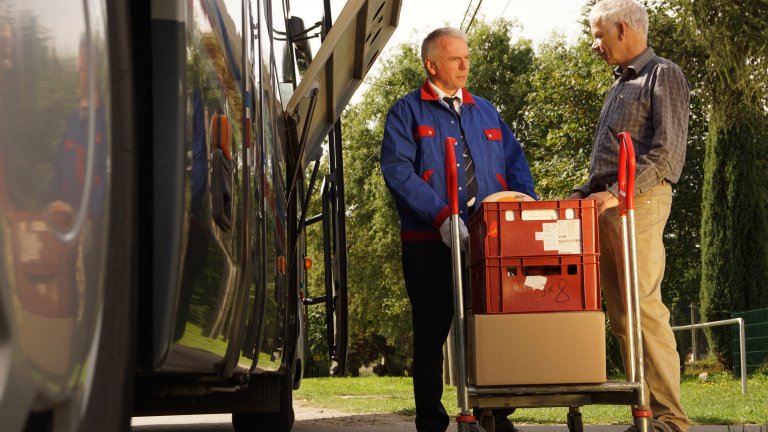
[402,241,454,432]
[402,241,515,432]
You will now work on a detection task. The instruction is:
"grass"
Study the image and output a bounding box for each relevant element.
[295,372,768,425]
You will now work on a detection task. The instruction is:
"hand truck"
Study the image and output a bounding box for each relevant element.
[445,136,486,432]
[444,133,673,432]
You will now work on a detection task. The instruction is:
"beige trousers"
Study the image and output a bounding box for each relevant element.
[598,180,690,431]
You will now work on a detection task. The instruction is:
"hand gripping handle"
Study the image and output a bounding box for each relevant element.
[444,137,459,215]
[617,131,636,215]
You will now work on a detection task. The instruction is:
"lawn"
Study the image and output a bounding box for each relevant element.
[294,372,768,425]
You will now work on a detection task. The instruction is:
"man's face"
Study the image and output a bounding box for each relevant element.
[591,20,622,66]
[426,36,469,95]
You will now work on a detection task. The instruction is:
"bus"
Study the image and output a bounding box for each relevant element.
[0,0,401,430]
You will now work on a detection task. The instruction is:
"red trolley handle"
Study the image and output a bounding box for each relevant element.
[445,137,459,215]
[617,131,636,215]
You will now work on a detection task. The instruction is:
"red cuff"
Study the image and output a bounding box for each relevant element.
[432,205,450,228]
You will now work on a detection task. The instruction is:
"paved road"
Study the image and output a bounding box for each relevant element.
[131,401,765,432]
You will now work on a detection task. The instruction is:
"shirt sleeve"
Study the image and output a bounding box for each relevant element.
[633,63,690,194]
[380,103,451,228]
[500,116,538,200]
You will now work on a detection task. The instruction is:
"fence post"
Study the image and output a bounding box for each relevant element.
[690,303,697,362]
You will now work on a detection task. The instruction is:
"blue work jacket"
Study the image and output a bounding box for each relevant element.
[381,81,537,242]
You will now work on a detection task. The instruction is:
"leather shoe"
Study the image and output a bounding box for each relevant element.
[664,421,684,432]
[495,418,521,432]
[622,422,685,432]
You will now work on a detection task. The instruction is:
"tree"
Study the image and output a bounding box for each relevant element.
[519,35,609,199]
[643,0,710,362]
[689,0,768,367]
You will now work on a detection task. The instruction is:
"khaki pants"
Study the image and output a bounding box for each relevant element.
[598,181,690,431]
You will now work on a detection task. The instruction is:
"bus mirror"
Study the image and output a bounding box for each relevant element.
[289,16,313,74]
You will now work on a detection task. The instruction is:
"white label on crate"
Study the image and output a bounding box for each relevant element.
[525,275,548,291]
[19,231,42,262]
[565,208,576,219]
[538,219,583,254]
[521,209,558,221]
[541,223,559,250]
[505,210,515,221]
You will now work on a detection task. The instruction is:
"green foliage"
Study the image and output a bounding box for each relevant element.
[303,3,765,378]
[519,35,609,199]
[645,1,710,361]
[295,375,768,424]
[465,19,535,132]
[689,0,768,367]
[5,11,79,209]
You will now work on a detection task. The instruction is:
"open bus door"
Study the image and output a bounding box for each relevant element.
[284,0,402,376]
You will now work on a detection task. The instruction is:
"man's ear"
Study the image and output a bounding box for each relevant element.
[617,22,626,40]
[425,58,437,75]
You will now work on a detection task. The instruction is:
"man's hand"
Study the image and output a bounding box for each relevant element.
[439,218,468,251]
[588,191,618,215]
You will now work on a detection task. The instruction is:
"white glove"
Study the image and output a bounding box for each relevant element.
[439,218,469,251]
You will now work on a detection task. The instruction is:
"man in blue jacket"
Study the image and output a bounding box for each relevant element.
[380,27,536,432]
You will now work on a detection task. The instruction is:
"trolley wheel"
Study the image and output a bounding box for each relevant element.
[567,409,584,432]
[458,422,487,432]
[478,409,495,432]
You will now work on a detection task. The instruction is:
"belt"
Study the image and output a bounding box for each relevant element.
[590,183,613,193]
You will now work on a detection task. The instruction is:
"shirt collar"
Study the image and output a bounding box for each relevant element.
[420,80,475,105]
[613,47,655,80]
[428,80,463,106]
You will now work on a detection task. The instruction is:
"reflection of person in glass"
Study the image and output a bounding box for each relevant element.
[40,36,107,320]
[48,37,106,228]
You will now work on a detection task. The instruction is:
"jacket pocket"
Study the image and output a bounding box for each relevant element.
[484,128,502,141]
[414,125,436,139]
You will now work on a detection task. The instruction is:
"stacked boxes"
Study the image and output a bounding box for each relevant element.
[466,199,606,386]
[468,200,600,314]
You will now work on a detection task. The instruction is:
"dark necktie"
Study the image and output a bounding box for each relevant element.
[443,96,477,205]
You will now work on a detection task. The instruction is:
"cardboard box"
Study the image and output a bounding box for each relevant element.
[468,311,606,386]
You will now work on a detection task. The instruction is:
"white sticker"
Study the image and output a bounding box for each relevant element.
[525,275,548,291]
[521,209,558,221]
[541,223,558,250]
[536,219,583,254]
[505,210,515,221]
[556,219,582,254]
[19,231,42,262]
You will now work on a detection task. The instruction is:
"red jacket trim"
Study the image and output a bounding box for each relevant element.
[432,205,451,228]
[401,230,442,242]
[495,174,509,191]
[421,170,434,182]
[420,81,476,105]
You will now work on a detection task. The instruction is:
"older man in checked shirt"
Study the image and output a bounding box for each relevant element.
[568,1,691,431]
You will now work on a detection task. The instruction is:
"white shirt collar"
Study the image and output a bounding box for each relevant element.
[428,80,463,108]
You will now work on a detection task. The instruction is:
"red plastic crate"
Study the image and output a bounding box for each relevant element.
[468,199,598,265]
[471,254,601,314]
[11,211,75,318]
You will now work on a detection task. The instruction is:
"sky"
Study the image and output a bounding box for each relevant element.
[385,0,588,51]
[291,0,589,100]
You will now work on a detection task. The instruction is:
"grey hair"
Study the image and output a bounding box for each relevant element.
[421,27,467,74]
[589,0,648,41]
